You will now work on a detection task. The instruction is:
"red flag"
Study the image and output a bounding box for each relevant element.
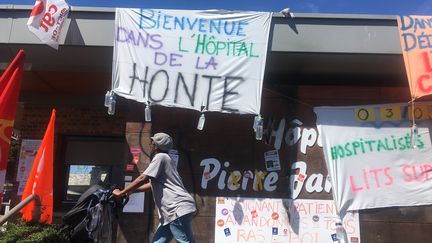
[0,50,25,203]
[21,109,55,224]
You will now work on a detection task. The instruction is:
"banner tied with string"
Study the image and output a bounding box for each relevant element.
[397,15,432,100]
[112,9,272,114]
[315,102,432,213]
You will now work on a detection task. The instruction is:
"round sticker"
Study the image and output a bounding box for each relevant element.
[272,212,279,220]
[217,219,224,227]
[221,208,229,215]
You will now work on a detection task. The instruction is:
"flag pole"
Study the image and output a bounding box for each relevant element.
[0,194,36,225]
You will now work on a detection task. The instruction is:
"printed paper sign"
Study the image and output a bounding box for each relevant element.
[264,150,281,171]
[16,139,41,181]
[16,139,41,195]
[315,102,432,212]
[397,15,432,99]
[113,9,272,114]
[123,182,145,213]
[17,180,27,196]
[214,197,360,243]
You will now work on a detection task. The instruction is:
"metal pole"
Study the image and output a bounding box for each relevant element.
[0,194,36,225]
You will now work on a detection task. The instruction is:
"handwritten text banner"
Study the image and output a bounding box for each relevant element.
[315,103,432,213]
[398,15,432,99]
[112,9,272,114]
[214,197,360,243]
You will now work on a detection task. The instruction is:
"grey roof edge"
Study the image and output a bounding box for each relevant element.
[0,4,115,12]
[272,12,397,20]
[0,4,398,20]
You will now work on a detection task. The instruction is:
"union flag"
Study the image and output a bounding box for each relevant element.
[21,109,55,224]
[0,50,25,203]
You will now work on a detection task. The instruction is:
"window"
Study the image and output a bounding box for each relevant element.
[56,136,126,208]
[66,165,110,200]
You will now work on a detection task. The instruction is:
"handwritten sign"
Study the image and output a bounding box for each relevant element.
[214,197,360,243]
[315,102,432,212]
[398,15,432,99]
[112,9,272,114]
[200,158,278,192]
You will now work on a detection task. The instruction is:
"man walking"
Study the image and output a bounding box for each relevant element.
[113,132,196,243]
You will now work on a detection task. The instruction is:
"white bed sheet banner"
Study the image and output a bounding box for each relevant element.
[315,103,432,213]
[214,197,360,243]
[113,9,272,114]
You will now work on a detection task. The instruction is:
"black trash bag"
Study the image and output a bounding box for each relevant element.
[86,189,114,243]
[62,184,128,243]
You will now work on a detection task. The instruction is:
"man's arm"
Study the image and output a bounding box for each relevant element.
[113,174,149,197]
[135,182,152,192]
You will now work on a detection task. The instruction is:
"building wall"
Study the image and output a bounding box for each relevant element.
[6,84,432,243]
[130,85,432,243]
[7,103,127,222]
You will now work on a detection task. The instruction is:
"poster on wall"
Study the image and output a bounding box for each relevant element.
[122,182,145,213]
[214,197,360,243]
[397,15,432,99]
[113,8,272,114]
[315,102,432,213]
[16,139,41,195]
[264,150,281,171]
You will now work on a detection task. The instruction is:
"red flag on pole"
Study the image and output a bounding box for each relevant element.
[0,50,25,203]
[21,109,55,224]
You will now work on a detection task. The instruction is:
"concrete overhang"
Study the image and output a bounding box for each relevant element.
[0,5,407,100]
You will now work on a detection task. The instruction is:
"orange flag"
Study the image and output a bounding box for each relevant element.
[398,15,432,100]
[21,109,55,224]
[0,50,25,203]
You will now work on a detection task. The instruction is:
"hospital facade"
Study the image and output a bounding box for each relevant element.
[1,5,431,243]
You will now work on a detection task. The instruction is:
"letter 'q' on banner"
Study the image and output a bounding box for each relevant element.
[27,0,70,50]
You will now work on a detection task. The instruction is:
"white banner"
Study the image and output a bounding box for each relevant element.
[27,0,69,49]
[113,9,272,114]
[315,103,432,212]
[215,197,360,243]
